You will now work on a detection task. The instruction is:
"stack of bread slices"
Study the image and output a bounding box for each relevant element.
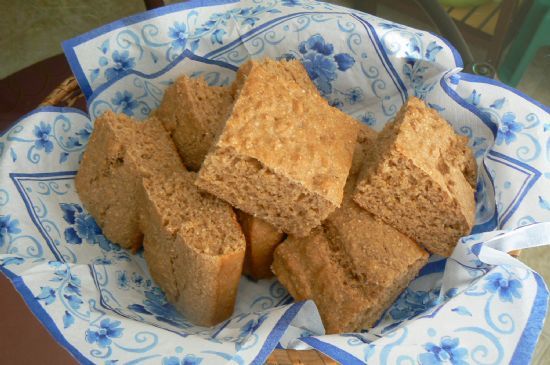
[76,58,476,332]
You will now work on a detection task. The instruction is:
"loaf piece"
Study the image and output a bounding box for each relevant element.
[141,171,245,326]
[353,97,476,256]
[272,124,429,333]
[75,111,184,249]
[156,73,284,280]
[237,211,285,279]
[196,59,359,236]
[155,76,235,170]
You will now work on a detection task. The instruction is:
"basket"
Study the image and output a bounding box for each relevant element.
[41,76,520,365]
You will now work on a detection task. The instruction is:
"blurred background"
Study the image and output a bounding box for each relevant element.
[0,0,548,364]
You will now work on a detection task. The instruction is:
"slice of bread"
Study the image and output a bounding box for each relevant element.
[196,59,359,237]
[141,171,245,326]
[155,76,235,171]
[353,97,476,256]
[272,123,429,333]
[237,210,285,279]
[75,111,184,249]
[156,72,284,280]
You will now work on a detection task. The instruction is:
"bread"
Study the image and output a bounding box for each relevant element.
[196,59,359,236]
[353,97,476,256]
[272,124,429,333]
[140,171,246,326]
[156,73,284,280]
[75,111,184,249]
[155,76,235,170]
[237,211,285,279]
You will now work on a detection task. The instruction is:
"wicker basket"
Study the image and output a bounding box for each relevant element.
[41,76,520,364]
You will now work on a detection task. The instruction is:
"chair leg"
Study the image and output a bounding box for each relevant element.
[486,0,519,67]
[498,3,549,86]
[415,0,475,72]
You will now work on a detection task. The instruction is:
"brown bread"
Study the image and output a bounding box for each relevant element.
[272,124,429,333]
[156,73,284,280]
[237,211,285,279]
[196,58,359,237]
[141,171,246,326]
[353,97,476,256]
[155,76,235,170]
[75,111,184,249]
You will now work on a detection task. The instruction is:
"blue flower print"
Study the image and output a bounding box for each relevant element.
[330,99,344,110]
[361,112,376,126]
[302,52,336,95]
[76,122,92,142]
[111,91,139,116]
[484,272,522,302]
[65,136,81,148]
[389,288,439,321]
[33,121,54,153]
[60,203,117,251]
[36,286,56,305]
[0,215,21,247]
[419,337,468,365]
[297,34,355,95]
[344,87,363,104]
[117,270,129,289]
[239,314,268,339]
[132,272,144,287]
[168,22,188,50]
[162,355,203,365]
[129,287,187,327]
[402,39,442,98]
[495,112,523,145]
[449,74,460,85]
[278,53,296,61]
[85,318,123,348]
[281,0,302,6]
[465,90,481,106]
[105,50,136,81]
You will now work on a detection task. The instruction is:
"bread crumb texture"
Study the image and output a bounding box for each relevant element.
[197,58,359,237]
[353,97,476,257]
[273,129,428,333]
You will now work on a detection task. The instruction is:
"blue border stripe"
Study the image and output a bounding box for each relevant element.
[427,30,463,69]
[510,272,549,365]
[439,72,498,137]
[458,72,549,113]
[354,14,407,103]
[9,172,79,262]
[418,258,447,276]
[0,107,89,139]
[0,265,94,365]
[489,149,544,175]
[87,49,237,107]
[62,0,239,98]
[486,151,541,227]
[250,302,305,365]
[472,162,499,233]
[88,266,193,338]
[203,11,335,59]
[301,337,365,365]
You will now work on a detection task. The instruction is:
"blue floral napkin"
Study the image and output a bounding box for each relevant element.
[1,0,549,364]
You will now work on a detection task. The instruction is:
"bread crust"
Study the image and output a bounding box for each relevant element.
[197,59,359,236]
[354,97,476,256]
